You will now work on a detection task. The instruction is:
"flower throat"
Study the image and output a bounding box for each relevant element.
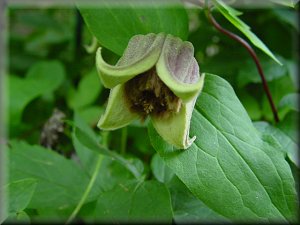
[124,68,182,119]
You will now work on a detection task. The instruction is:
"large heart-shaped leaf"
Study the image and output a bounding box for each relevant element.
[77,0,188,55]
[148,74,297,222]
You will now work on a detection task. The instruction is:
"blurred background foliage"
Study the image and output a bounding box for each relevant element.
[5,3,298,222]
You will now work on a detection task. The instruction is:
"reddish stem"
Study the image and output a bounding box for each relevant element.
[206,10,280,123]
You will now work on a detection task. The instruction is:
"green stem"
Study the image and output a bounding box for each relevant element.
[65,155,103,224]
[120,127,127,155]
[102,131,110,148]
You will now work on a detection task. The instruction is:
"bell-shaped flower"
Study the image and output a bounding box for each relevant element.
[96,33,205,149]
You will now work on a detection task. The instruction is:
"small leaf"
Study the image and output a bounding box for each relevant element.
[238,91,262,120]
[72,117,143,179]
[261,75,296,121]
[9,61,65,125]
[254,121,298,167]
[276,111,298,143]
[1,178,37,223]
[72,115,140,192]
[169,176,228,223]
[7,211,31,223]
[94,180,173,223]
[150,153,174,183]
[278,93,299,118]
[269,0,297,7]
[67,69,103,110]
[237,55,288,88]
[212,0,282,65]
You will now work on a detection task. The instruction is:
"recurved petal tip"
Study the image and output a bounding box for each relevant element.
[96,33,166,88]
[151,95,199,150]
[156,34,204,102]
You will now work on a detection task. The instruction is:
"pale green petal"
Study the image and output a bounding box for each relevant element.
[97,84,139,130]
[151,88,203,149]
[156,34,204,102]
[96,33,166,88]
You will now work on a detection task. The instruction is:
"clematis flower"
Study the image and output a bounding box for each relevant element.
[96,33,205,149]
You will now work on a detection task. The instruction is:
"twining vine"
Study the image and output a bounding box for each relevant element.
[205,8,280,123]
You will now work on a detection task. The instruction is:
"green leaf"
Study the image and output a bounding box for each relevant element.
[77,106,103,127]
[72,113,140,193]
[72,112,102,174]
[212,0,282,65]
[261,75,296,121]
[151,153,174,183]
[32,207,73,222]
[8,140,100,209]
[168,176,227,223]
[271,9,299,31]
[1,178,37,223]
[77,0,188,55]
[269,0,297,7]
[7,211,31,223]
[148,74,297,222]
[127,125,155,154]
[237,55,288,88]
[254,121,298,167]
[238,91,262,121]
[276,111,298,143]
[278,93,299,118]
[72,114,143,179]
[9,61,65,125]
[67,69,103,110]
[94,180,173,223]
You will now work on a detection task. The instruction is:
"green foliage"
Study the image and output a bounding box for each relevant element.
[67,69,103,110]
[77,0,188,55]
[168,176,227,223]
[254,121,298,167]
[1,178,37,223]
[9,61,65,126]
[212,0,281,64]
[148,74,297,222]
[8,140,100,209]
[269,0,297,7]
[94,180,173,223]
[151,153,174,183]
[4,1,299,224]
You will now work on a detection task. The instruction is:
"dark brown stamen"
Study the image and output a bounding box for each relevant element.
[124,68,182,120]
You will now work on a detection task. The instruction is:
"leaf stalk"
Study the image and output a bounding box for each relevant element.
[66,155,103,224]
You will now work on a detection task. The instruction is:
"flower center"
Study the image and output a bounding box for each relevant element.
[124,68,182,119]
